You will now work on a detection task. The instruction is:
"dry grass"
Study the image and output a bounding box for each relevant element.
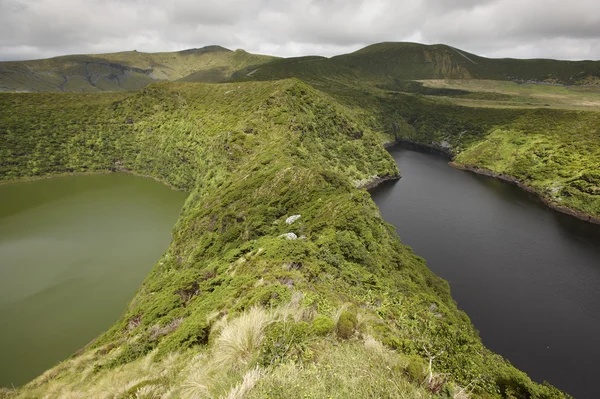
[223,367,263,399]
[9,302,452,399]
[214,307,274,368]
[246,339,429,399]
[274,292,314,323]
[181,357,220,399]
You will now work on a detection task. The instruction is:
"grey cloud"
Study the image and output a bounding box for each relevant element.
[421,0,499,13]
[165,0,262,26]
[1,0,599,61]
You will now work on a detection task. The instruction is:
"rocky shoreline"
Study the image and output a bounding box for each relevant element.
[361,173,401,190]
[449,162,600,225]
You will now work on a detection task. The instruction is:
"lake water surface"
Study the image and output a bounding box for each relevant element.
[0,173,186,387]
[370,147,600,398]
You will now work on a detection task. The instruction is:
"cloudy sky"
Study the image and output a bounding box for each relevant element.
[1,0,599,61]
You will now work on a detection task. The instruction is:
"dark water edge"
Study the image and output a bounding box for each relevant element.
[370,146,600,399]
[0,173,187,387]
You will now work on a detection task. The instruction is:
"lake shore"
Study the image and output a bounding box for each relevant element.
[449,162,600,225]
[386,139,600,225]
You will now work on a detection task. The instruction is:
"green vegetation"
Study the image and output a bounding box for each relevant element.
[6,41,599,94]
[231,42,600,222]
[416,80,600,111]
[3,40,600,397]
[0,80,569,397]
[233,42,600,89]
[0,45,275,92]
[454,111,600,218]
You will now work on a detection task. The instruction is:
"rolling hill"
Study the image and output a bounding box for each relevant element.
[3,42,600,94]
[0,45,276,92]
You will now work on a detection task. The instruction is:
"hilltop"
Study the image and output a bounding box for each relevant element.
[0,45,276,92]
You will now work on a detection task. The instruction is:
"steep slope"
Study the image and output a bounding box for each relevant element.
[0,81,566,398]
[0,46,275,92]
[350,42,600,84]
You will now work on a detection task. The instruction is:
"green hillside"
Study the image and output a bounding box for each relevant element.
[0,46,276,92]
[233,42,600,87]
[0,81,567,398]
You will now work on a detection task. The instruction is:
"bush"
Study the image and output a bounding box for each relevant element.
[336,310,358,339]
[311,315,335,336]
[107,338,156,368]
[155,317,209,359]
[404,356,426,384]
[259,321,310,366]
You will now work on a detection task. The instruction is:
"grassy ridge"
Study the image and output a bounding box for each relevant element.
[0,46,275,92]
[6,40,598,94]
[0,81,566,398]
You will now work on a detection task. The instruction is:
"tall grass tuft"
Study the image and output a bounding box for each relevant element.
[223,367,263,399]
[214,307,273,368]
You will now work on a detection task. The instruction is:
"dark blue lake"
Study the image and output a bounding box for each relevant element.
[371,147,600,399]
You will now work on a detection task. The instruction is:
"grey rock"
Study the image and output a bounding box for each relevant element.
[279,232,298,240]
[285,214,301,224]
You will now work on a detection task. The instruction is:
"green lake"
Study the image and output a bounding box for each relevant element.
[0,173,187,387]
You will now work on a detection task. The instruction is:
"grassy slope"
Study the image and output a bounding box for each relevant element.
[0,81,565,398]
[234,42,600,221]
[0,46,276,92]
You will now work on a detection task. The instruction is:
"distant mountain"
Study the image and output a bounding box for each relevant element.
[2,42,599,93]
[233,42,600,87]
[0,46,276,92]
